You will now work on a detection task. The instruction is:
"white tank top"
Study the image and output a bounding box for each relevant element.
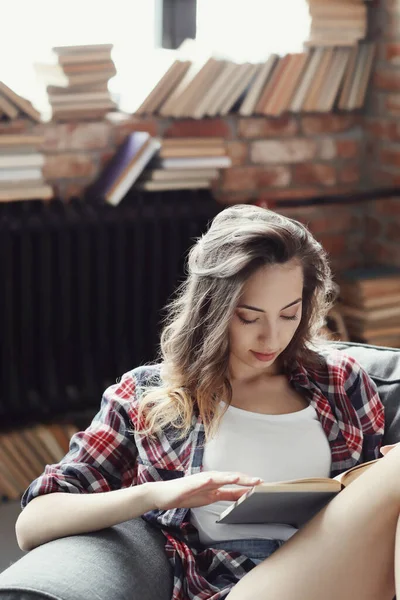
[190,400,332,544]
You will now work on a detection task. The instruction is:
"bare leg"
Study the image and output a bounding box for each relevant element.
[226,445,400,600]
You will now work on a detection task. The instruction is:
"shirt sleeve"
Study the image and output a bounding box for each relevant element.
[342,353,385,461]
[21,370,139,509]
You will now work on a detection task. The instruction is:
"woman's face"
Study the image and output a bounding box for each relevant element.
[228,260,304,379]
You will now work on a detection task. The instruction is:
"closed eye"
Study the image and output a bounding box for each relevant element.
[238,315,257,325]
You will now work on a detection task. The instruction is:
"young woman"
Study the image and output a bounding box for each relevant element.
[15,204,400,600]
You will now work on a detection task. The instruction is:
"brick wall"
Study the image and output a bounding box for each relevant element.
[26,113,364,205]
[3,0,400,274]
[14,112,363,275]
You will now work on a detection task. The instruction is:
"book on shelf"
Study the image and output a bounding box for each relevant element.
[338,266,400,294]
[35,43,117,122]
[0,81,41,123]
[137,179,211,191]
[340,303,400,323]
[0,167,44,182]
[88,131,161,205]
[306,0,367,47]
[148,168,219,181]
[160,145,226,159]
[133,40,374,118]
[239,55,278,117]
[159,156,232,170]
[0,184,53,202]
[52,43,114,56]
[0,134,44,147]
[0,422,80,501]
[135,60,191,116]
[217,458,379,527]
[0,154,44,169]
[264,53,309,117]
[58,51,114,66]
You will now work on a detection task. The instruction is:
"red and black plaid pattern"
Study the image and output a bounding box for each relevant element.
[22,349,384,600]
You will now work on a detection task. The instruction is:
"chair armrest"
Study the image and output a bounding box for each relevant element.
[0,517,173,600]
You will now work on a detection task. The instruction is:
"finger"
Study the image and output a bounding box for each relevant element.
[215,488,251,501]
[205,474,262,487]
[380,444,397,455]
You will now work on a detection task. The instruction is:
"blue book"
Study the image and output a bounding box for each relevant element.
[89,132,161,205]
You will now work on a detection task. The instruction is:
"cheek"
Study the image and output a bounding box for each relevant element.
[229,322,252,350]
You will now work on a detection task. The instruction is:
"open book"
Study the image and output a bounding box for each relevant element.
[216,458,380,528]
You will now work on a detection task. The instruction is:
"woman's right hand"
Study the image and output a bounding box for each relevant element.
[149,471,263,511]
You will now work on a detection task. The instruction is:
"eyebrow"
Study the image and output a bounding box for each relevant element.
[237,298,302,313]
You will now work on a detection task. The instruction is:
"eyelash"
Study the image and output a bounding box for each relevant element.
[238,315,299,325]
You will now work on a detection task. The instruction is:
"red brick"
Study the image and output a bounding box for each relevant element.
[386,220,400,241]
[330,255,363,275]
[386,94,400,115]
[301,115,357,135]
[384,13,400,39]
[113,116,159,144]
[63,181,87,199]
[257,166,291,187]
[225,141,248,166]
[375,197,400,215]
[380,145,400,166]
[307,207,357,235]
[373,68,400,92]
[339,163,361,185]
[293,163,336,186]
[258,188,321,203]
[251,139,317,164]
[366,118,400,140]
[372,168,400,186]
[365,215,383,237]
[99,151,115,168]
[385,0,400,13]
[238,116,298,138]
[43,153,97,179]
[318,137,337,160]
[221,167,257,191]
[214,191,254,205]
[221,165,291,191]
[336,139,361,159]
[42,122,112,151]
[383,42,400,63]
[316,234,347,258]
[0,119,33,134]
[164,118,232,138]
[363,240,400,266]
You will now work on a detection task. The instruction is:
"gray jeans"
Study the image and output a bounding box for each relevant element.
[0,518,173,600]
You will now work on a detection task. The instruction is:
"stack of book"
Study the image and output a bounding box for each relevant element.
[0,81,42,124]
[306,0,368,47]
[87,131,161,205]
[0,132,53,202]
[35,44,117,122]
[137,137,231,191]
[0,423,79,501]
[338,267,400,347]
[134,43,375,118]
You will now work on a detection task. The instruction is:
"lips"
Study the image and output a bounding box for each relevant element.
[251,350,277,362]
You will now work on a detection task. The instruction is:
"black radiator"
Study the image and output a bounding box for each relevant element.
[0,190,221,429]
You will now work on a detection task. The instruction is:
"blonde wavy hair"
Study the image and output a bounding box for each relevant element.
[136,204,336,443]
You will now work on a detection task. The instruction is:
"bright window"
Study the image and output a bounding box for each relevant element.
[196,0,311,61]
[0,0,158,115]
[0,0,310,116]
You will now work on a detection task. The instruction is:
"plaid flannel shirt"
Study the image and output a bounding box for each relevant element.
[22,349,385,600]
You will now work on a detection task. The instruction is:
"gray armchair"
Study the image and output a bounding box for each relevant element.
[1,341,400,600]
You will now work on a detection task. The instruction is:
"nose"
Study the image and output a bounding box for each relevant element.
[257,322,279,351]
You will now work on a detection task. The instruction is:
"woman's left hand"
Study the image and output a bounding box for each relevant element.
[380,443,400,456]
